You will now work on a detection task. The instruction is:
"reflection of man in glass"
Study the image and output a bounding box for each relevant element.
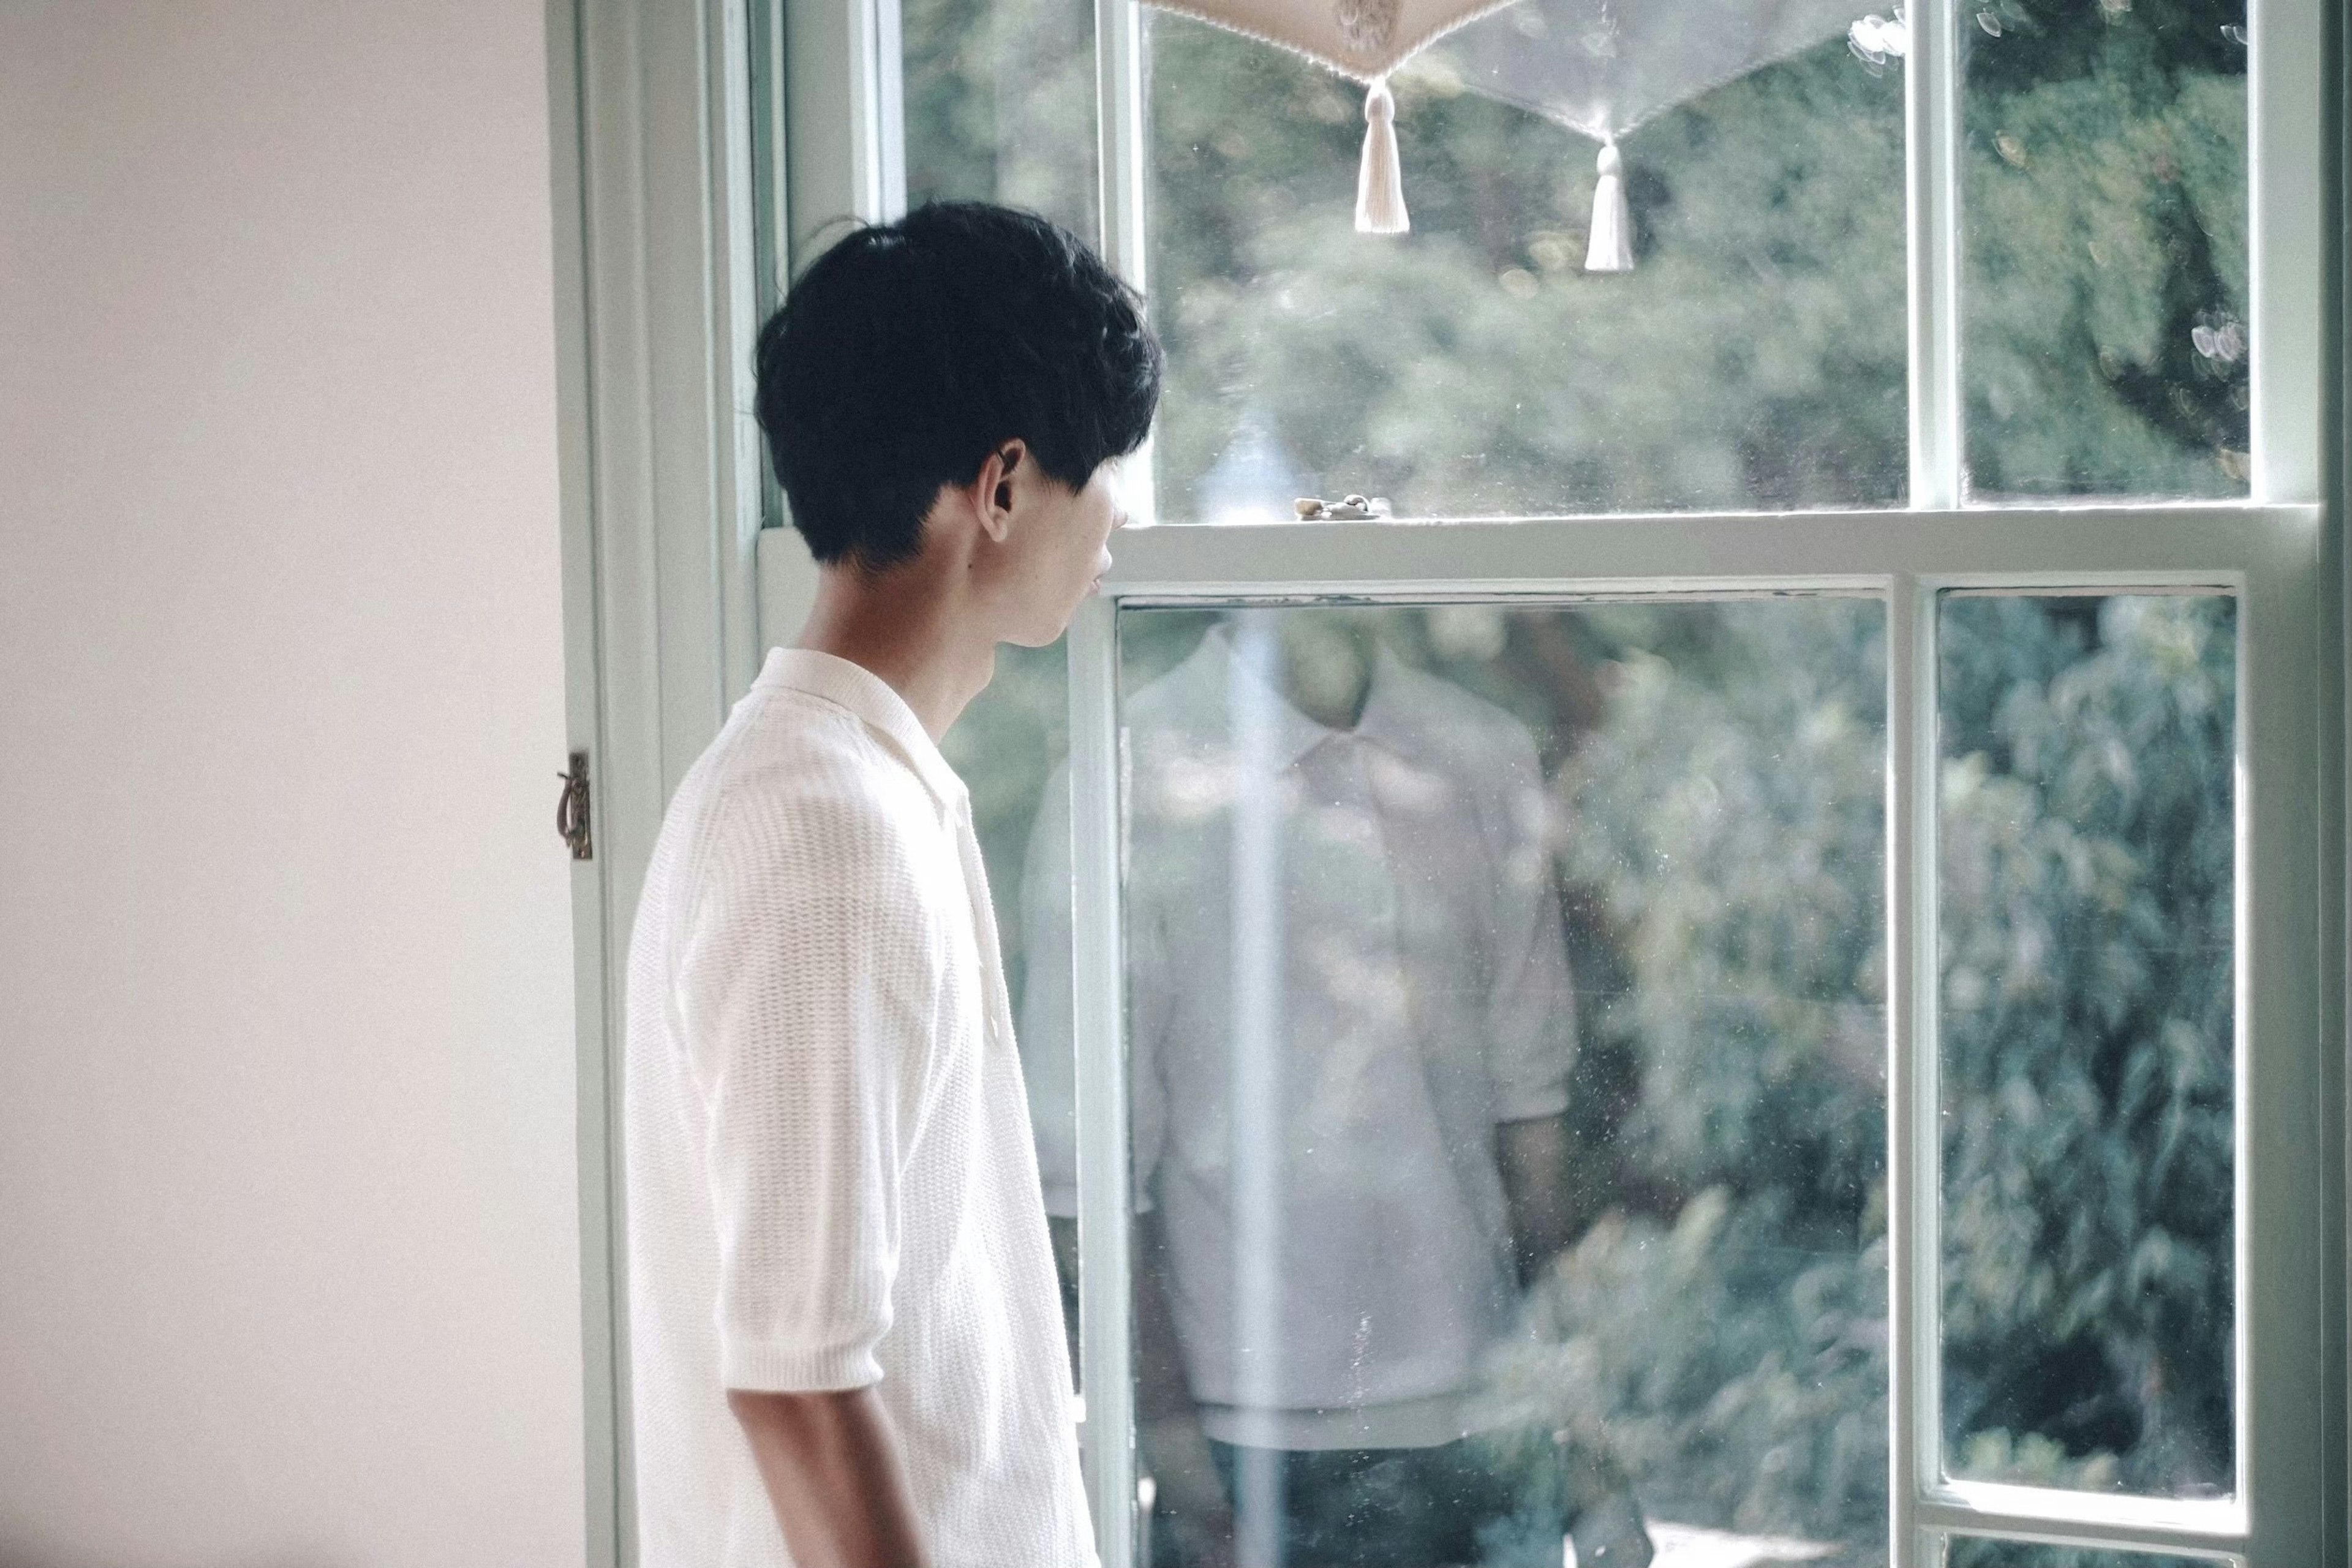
[1023,611,1646,1567]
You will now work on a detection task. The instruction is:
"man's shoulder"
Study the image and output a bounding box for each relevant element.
[680,691,943,866]
[721,685,925,790]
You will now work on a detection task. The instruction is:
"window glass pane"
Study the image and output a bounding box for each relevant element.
[1145,15,1907,522]
[1945,1540,2221,1568]
[1077,600,1887,1566]
[902,0,1098,235]
[1960,0,2250,499]
[943,640,1081,1370]
[1938,594,2237,1498]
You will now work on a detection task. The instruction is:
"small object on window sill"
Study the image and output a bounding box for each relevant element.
[1294,494,1392,520]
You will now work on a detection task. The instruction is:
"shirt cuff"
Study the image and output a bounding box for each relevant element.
[720,1337,884,1393]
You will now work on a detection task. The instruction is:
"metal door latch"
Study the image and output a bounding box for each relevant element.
[557,750,594,861]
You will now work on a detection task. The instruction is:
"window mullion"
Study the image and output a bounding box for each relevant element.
[2247,0,2325,503]
[1904,0,1964,510]
[1066,595,1138,1568]
[1888,574,1943,1566]
[2238,533,2329,1562]
[1093,0,1147,292]
[1095,0,1156,527]
[1096,506,2315,597]
[873,0,907,218]
[1921,1487,2248,1555]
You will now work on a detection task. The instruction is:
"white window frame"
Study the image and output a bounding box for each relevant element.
[554,0,2346,1561]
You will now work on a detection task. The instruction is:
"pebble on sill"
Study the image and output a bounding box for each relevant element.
[1294,494,1393,521]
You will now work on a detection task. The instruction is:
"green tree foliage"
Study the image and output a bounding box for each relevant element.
[1962,0,2250,496]
[1938,595,2236,1496]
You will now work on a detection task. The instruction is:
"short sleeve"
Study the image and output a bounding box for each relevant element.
[1017,760,1164,1219]
[677,778,936,1392]
[1482,728,1578,1122]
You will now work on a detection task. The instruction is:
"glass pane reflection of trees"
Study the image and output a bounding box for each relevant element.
[1945,1541,2218,1568]
[1939,595,2237,1499]
[1145,17,1908,521]
[1961,0,2250,500]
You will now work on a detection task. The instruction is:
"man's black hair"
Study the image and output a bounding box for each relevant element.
[754,202,1163,574]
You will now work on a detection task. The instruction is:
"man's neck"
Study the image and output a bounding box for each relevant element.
[796,556,997,742]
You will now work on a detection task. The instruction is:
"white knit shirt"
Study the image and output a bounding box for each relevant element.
[624,646,1098,1568]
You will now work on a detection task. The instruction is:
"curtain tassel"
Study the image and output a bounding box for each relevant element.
[1354,78,1409,235]
[1585,140,1634,271]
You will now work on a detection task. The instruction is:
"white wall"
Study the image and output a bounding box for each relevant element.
[0,4,586,1564]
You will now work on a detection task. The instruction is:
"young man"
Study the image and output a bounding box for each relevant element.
[622,202,1160,1568]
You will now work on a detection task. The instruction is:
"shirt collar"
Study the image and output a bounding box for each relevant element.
[1185,622,1413,771]
[752,646,968,814]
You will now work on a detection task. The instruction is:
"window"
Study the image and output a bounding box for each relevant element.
[771,0,2334,1561]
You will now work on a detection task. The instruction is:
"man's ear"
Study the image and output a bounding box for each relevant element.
[974,440,1026,543]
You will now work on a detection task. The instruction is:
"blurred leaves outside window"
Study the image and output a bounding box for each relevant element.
[1962,0,2250,499]
[1146,15,1909,520]
[903,0,1097,234]
[1939,594,2236,1498]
